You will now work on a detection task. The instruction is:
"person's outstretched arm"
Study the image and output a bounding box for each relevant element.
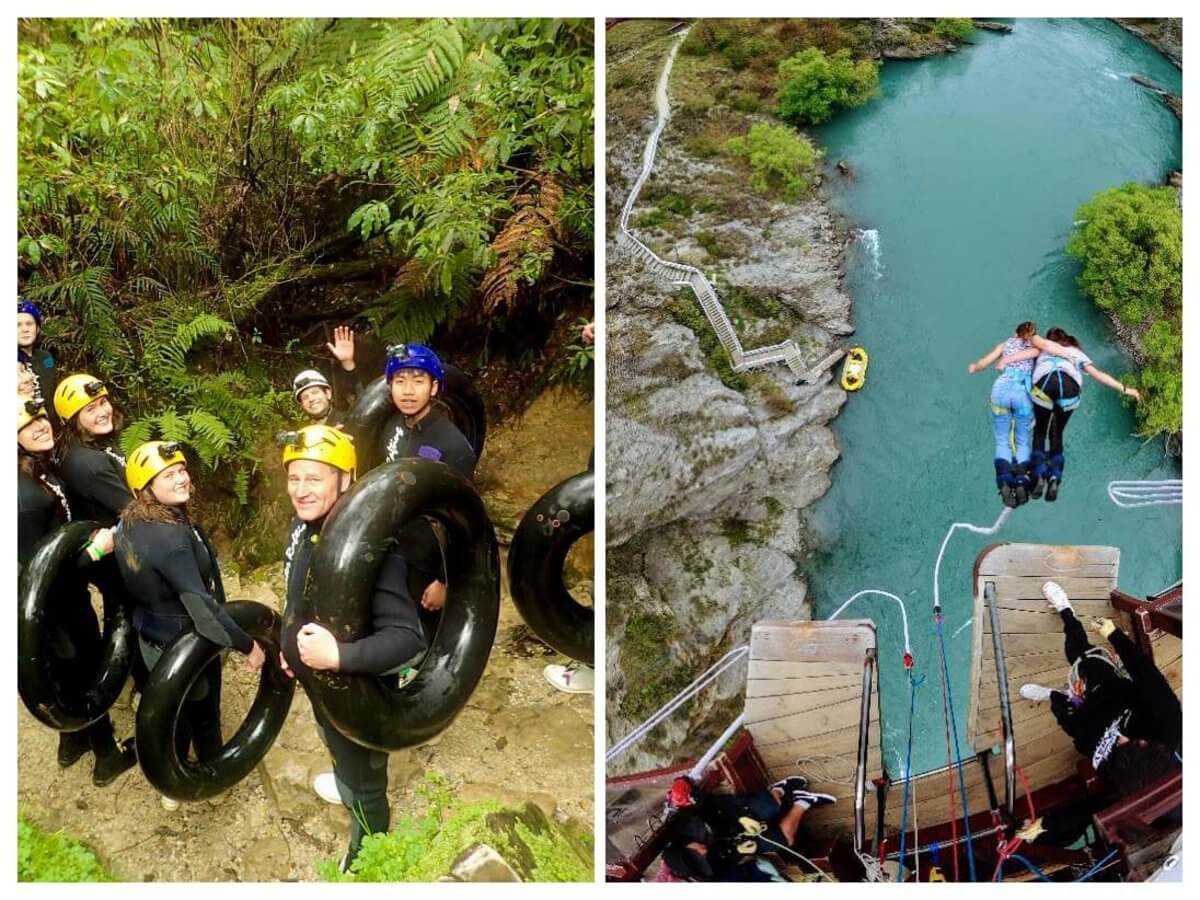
[1028,334,1074,357]
[1082,364,1141,400]
[968,342,1006,374]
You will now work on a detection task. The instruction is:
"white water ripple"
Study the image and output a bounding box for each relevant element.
[856,228,884,280]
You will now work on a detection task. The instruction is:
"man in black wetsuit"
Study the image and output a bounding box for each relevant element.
[276,425,428,871]
[377,343,477,616]
[291,325,366,428]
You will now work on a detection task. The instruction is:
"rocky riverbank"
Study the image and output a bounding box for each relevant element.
[1113,18,1182,69]
[606,21,853,772]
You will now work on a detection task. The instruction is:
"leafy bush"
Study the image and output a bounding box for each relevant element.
[725,123,821,201]
[320,774,590,882]
[1066,183,1182,439]
[776,47,879,125]
[933,18,976,41]
[18,816,114,882]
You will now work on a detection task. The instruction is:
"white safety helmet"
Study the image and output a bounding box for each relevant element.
[293,369,332,399]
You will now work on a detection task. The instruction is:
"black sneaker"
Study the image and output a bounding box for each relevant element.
[92,738,137,788]
[1015,483,1029,506]
[792,789,837,809]
[1046,479,1060,502]
[1030,476,1045,500]
[999,484,1018,508]
[57,731,90,769]
[770,776,809,795]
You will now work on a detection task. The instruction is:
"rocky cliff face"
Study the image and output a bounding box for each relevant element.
[605,25,853,773]
[1113,18,1183,69]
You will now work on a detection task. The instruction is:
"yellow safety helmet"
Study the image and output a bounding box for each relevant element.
[280,425,356,477]
[54,373,109,422]
[126,440,187,492]
[18,398,47,432]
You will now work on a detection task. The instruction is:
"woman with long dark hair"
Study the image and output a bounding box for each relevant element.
[17,398,136,786]
[115,441,265,810]
[999,327,1141,501]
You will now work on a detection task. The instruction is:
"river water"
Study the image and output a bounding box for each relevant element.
[806,19,1181,776]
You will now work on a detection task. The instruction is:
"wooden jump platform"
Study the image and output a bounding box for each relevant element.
[742,619,884,839]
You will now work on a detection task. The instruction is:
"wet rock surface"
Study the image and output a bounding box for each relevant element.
[18,388,594,881]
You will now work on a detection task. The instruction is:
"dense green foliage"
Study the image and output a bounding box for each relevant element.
[933,18,976,41]
[19,19,593,540]
[18,816,114,882]
[725,123,820,201]
[320,774,590,882]
[776,47,879,125]
[1066,183,1182,439]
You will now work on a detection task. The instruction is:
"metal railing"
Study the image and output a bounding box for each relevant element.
[983,581,1016,819]
[855,647,877,853]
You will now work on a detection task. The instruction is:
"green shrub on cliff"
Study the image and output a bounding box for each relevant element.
[1066,182,1182,439]
[933,18,976,41]
[776,48,879,125]
[725,123,820,201]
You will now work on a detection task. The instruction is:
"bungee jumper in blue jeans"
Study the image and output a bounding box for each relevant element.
[999,327,1141,502]
[968,321,1037,508]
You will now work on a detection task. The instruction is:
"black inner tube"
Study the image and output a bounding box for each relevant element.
[507,470,595,664]
[135,601,295,801]
[283,458,500,751]
[18,520,135,731]
[344,367,486,475]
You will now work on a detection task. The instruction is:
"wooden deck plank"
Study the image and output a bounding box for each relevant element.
[749,619,876,665]
[747,659,864,681]
[976,544,1119,576]
[746,673,863,698]
[988,575,1119,603]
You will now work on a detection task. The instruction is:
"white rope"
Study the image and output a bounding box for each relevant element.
[606,645,749,763]
[1107,479,1182,508]
[792,753,858,786]
[828,589,912,658]
[932,507,1013,612]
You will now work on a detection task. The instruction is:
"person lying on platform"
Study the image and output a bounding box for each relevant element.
[18,399,136,787]
[116,441,266,810]
[291,325,366,428]
[661,776,836,881]
[1020,581,1181,757]
[276,425,429,873]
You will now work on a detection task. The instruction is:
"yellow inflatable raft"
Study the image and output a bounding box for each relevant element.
[840,347,869,392]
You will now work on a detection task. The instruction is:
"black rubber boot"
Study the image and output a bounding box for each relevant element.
[1029,450,1047,499]
[92,738,137,788]
[995,459,1017,508]
[1046,479,1060,502]
[57,730,91,769]
[1011,463,1030,506]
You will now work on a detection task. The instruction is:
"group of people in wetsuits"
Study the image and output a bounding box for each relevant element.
[17,297,478,870]
[969,321,1140,507]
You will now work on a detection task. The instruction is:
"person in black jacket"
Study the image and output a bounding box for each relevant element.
[292,325,368,428]
[115,441,266,810]
[18,297,60,424]
[377,344,477,619]
[18,399,136,786]
[277,425,428,871]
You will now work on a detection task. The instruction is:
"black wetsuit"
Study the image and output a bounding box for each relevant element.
[697,791,807,880]
[281,514,428,864]
[116,518,253,762]
[18,465,123,762]
[19,346,60,425]
[58,439,146,689]
[378,407,478,599]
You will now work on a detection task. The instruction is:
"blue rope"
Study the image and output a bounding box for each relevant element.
[935,613,977,881]
[1003,854,1052,882]
[894,671,924,881]
[1075,849,1119,882]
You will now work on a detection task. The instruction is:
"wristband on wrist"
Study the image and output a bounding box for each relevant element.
[85,542,104,561]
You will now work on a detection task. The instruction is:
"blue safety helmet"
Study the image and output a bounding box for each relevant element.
[17,297,42,325]
[385,343,444,386]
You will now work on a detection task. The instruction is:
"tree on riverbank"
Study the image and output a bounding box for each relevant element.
[18,18,594,560]
[1066,182,1182,442]
[776,47,879,125]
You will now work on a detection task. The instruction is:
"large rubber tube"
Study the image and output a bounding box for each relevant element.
[136,601,295,801]
[507,470,594,664]
[17,520,135,731]
[283,458,500,751]
[344,367,487,475]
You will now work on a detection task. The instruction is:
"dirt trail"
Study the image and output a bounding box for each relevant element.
[17,387,595,881]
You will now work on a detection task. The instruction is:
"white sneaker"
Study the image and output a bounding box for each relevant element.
[160,795,180,811]
[1020,683,1054,703]
[1042,581,1072,612]
[313,772,342,805]
[543,662,594,694]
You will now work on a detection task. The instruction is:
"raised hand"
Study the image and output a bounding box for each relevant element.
[326,325,356,370]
